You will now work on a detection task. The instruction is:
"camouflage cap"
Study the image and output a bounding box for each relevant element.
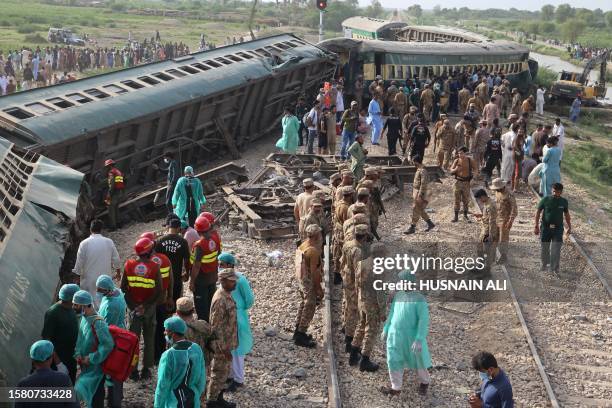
[364,167,377,176]
[311,199,323,207]
[330,172,341,182]
[353,202,367,213]
[341,170,354,178]
[306,224,322,237]
[176,297,195,313]
[355,224,369,235]
[303,178,314,187]
[313,190,326,199]
[218,267,238,281]
[353,213,369,223]
[360,180,374,188]
[342,185,355,195]
[357,187,370,196]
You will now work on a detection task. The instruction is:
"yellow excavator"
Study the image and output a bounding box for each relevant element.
[550,51,608,106]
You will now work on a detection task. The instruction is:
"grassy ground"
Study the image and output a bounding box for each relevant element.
[0,0,249,52]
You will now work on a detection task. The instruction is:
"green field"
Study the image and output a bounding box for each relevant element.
[0,0,249,52]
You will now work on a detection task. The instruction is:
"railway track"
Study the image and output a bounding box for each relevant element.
[470,183,612,408]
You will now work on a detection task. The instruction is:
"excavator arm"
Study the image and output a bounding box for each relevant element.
[579,51,609,86]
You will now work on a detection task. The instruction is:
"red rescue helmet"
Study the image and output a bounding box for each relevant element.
[134,237,154,256]
[104,159,115,167]
[194,216,211,233]
[140,231,155,241]
[200,211,215,225]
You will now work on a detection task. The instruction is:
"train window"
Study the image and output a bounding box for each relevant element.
[166,69,187,78]
[121,81,144,90]
[137,76,161,86]
[265,45,282,53]
[2,107,34,120]
[178,65,199,74]
[104,84,129,94]
[291,39,306,45]
[397,66,404,79]
[236,52,253,59]
[153,72,174,81]
[25,102,55,115]
[274,42,290,50]
[66,93,93,104]
[283,41,297,48]
[255,48,272,57]
[191,63,210,71]
[46,97,74,109]
[215,57,232,65]
[202,60,222,68]
[248,50,262,57]
[226,55,242,62]
[84,88,110,99]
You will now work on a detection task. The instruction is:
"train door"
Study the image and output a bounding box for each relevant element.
[375,53,384,77]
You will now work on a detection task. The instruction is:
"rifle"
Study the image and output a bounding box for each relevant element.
[371,229,381,241]
[372,187,386,220]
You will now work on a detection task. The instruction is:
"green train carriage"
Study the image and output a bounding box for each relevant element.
[318,38,538,96]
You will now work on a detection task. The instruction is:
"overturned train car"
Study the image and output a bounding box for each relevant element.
[0,34,337,206]
[0,138,92,387]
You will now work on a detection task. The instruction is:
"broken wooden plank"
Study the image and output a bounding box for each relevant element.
[215,117,241,159]
[222,185,264,229]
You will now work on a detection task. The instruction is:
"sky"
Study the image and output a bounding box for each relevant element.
[363,1,612,11]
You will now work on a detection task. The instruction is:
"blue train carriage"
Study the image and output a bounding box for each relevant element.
[319,37,538,97]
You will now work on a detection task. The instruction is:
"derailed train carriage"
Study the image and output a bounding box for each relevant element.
[0,139,91,387]
[0,34,337,206]
[319,37,538,96]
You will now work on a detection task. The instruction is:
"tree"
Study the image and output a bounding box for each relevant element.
[541,22,556,34]
[433,5,441,16]
[606,11,612,28]
[541,5,555,20]
[555,4,574,23]
[406,4,422,19]
[560,19,585,43]
[364,0,384,18]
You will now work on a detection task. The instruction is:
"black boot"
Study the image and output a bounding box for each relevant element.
[294,326,313,340]
[425,219,435,231]
[344,336,353,353]
[452,210,459,222]
[359,355,379,372]
[463,209,471,223]
[294,331,316,348]
[333,272,342,285]
[348,346,361,366]
[217,390,236,408]
[403,224,416,235]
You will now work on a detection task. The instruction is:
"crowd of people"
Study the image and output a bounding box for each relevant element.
[565,44,611,62]
[0,31,196,95]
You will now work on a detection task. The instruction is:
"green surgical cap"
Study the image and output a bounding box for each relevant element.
[59,284,80,302]
[30,340,54,362]
[164,316,187,335]
[96,275,115,291]
[73,290,93,306]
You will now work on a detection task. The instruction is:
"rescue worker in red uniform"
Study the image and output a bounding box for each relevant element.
[140,232,175,365]
[120,237,163,381]
[189,216,222,322]
[105,159,125,231]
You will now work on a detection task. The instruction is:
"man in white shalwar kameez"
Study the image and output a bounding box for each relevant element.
[500,124,519,183]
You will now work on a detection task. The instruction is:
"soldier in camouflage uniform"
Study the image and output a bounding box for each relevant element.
[471,119,490,168]
[300,200,329,242]
[402,106,418,155]
[294,178,315,235]
[350,242,386,372]
[341,223,370,356]
[206,268,238,407]
[347,188,370,219]
[473,189,499,276]
[333,172,354,275]
[334,186,355,280]
[294,224,322,348]
[490,178,517,264]
[343,207,370,242]
[175,297,213,376]
[435,119,457,170]
[405,155,435,235]
[450,146,478,223]
[328,172,342,284]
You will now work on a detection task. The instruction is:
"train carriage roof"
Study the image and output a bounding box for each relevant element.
[396,25,490,42]
[341,16,407,33]
[318,37,529,56]
[0,34,334,147]
[0,137,83,387]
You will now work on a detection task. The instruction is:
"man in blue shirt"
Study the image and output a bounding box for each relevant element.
[17,340,79,408]
[469,351,514,408]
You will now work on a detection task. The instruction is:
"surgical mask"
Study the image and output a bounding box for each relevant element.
[165,335,173,346]
[95,292,104,301]
[75,307,84,318]
[479,372,489,381]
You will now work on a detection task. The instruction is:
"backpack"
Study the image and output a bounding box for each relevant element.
[303,111,314,128]
[91,317,140,382]
[172,341,195,408]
